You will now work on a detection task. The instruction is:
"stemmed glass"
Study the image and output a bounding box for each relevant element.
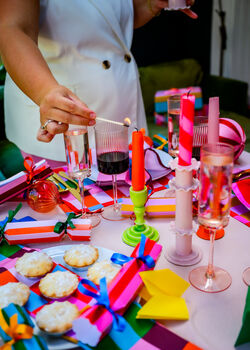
[189,143,234,293]
[64,126,101,228]
[95,121,129,221]
[168,94,181,157]
[242,268,250,286]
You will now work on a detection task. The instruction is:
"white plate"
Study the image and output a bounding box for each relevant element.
[33,244,117,350]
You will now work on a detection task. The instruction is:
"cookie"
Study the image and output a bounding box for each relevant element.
[15,251,53,278]
[87,260,121,285]
[63,244,99,268]
[39,270,79,299]
[36,301,79,334]
[0,282,30,308]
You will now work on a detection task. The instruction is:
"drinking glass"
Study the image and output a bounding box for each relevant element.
[168,94,181,157]
[64,126,101,228]
[189,143,234,293]
[95,122,129,221]
[243,268,250,286]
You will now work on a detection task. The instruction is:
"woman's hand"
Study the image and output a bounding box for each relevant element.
[37,85,96,143]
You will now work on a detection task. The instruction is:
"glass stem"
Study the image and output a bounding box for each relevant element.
[78,178,86,218]
[206,229,215,278]
[112,174,119,212]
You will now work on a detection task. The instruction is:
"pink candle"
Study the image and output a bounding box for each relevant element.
[178,94,195,166]
[208,96,220,143]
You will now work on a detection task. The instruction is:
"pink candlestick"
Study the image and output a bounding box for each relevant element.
[208,97,220,143]
[178,94,195,166]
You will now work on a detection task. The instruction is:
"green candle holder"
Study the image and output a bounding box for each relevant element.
[122,186,159,246]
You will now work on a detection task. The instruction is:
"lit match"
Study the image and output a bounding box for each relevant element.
[96,117,131,127]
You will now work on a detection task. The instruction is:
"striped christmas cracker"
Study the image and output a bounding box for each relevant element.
[178,94,195,166]
[121,197,176,217]
[4,218,91,244]
[72,238,162,346]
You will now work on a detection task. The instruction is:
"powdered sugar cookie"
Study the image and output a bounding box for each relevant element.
[39,270,79,299]
[36,301,79,334]
[0,282,30,308]
[63,244,99,269]
[87,260,120,285]
[15,251,53,278]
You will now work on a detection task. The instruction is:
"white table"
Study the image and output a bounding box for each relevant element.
[1,152,250,350]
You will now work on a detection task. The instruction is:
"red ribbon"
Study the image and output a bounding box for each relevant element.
[23,156,37,184]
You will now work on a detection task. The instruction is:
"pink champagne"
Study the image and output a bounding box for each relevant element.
[198,154,233,229]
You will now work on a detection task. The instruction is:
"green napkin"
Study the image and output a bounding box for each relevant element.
[235,286,250,347]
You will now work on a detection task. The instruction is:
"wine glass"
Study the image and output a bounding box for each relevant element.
[189,143,234,293]
[243,268,250,286]
[95,121,129,221]
[64,126,101,228]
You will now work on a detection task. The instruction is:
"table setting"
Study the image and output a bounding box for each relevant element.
[0,92,250,350]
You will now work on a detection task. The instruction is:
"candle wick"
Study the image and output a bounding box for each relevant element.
[134,127,139,132]
[187,90,191,97]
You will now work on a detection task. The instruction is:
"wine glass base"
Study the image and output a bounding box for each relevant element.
[101,205,127,222]
[189,265,232,293]
[242,267,250,286]
[85,214,101,228]
[165,245,202,266]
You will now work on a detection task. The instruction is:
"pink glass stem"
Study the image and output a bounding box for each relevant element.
[206,229,215,279]
[112,174,119,212]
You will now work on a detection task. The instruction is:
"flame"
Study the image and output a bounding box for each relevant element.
[123,117,131,126]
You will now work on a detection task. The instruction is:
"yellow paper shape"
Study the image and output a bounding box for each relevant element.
[137,269,190,320]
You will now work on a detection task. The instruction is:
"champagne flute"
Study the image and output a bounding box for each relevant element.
[95,121,129,221]
[189,143,234,293]
[64,126,101,228]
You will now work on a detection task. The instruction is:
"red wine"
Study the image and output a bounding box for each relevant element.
[97,152,129,175]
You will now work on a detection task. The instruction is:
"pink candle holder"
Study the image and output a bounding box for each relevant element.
[165,158,202,266]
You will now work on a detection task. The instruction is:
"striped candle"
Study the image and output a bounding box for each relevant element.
[178,94,195,166]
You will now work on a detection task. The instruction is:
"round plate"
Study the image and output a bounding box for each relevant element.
[33,244,116,350]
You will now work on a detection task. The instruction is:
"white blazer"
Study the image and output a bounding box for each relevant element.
[4,0,147,161]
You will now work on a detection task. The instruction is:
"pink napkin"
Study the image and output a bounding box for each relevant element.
[232,179,250,210]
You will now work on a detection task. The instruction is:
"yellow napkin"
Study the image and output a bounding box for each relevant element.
[137,269,190,320]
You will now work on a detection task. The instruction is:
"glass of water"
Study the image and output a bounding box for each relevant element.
[64,126,100,228]
[167,94,181,157]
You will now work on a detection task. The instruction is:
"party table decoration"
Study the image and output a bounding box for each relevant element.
[235,287,250,347]
[121,196,176,218]
[122,130,159,246]
[166,93,202,266]
[0,203,22,245]
[155,87,203,114]
[78,302,203,350]
[71,236,162,346]
[152,133,168,152]
[0,303,48,350]
[137,269,190,320]
[4,215,91,245]
[219,118,246,161]
[0,158,52,204]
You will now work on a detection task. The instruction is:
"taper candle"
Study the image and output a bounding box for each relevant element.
[132,130,145,191]
[178,94,195,166]
[208,97,219,143]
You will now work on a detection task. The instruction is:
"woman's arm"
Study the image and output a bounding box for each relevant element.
[133,0,197,29]
[0,0,95,143]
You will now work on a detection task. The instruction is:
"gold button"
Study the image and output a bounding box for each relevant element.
[124,54,131,63]
[102,60,111,69]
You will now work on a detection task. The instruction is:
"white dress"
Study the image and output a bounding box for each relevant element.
[4,0,147,161]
